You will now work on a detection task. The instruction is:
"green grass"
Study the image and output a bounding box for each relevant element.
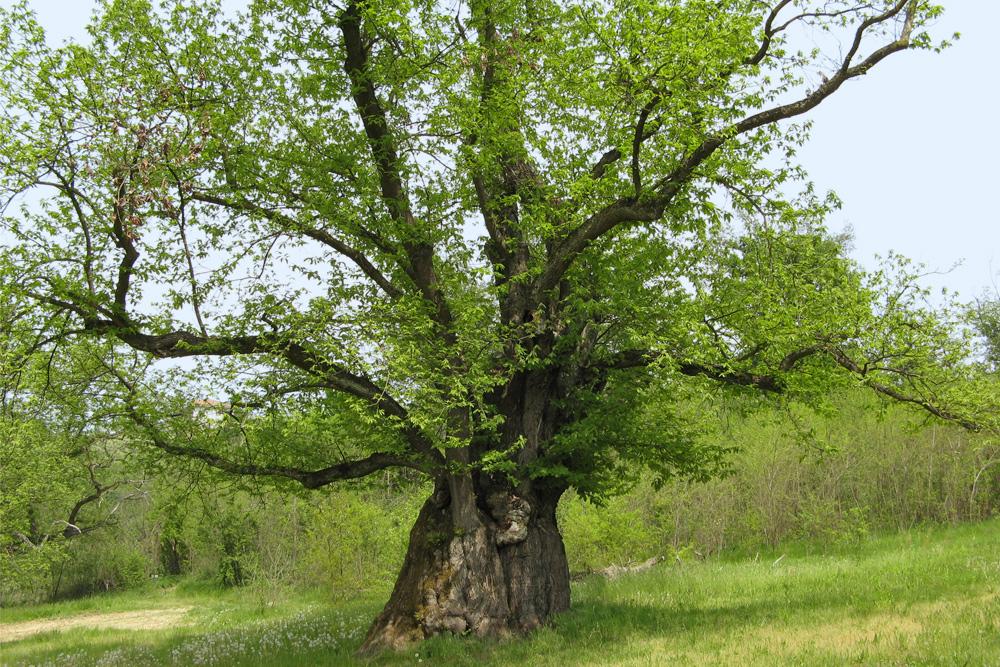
[3,519,998,666]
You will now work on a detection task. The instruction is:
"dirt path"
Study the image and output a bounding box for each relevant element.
[0,607,192,643]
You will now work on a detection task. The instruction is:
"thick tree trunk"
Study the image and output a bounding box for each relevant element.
[357,478,570,655]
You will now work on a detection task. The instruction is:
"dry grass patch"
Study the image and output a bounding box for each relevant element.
[596,589,999,667]
[0,607,193,643]
[750,611,923,654]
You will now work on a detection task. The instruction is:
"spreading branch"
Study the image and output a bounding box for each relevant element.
[536,0,919,300]
[824,345,981,432]
[139,419,427,489]
[107,364,438,488]
[192,191,402,299]
[595,341,982,432]
[10,464,144,549]
[79,320,442,464]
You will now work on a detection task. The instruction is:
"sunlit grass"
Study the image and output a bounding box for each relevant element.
[3,518,998,666]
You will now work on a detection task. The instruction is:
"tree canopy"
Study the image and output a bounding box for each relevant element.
[1,0,993,653]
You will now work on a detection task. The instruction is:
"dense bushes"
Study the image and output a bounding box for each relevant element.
[559,392,998,572]
[0,477,425,605]
[2,392,996,605]
[53,541,149,599]
[131,481,424,596]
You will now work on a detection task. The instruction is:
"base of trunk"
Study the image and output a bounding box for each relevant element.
[358,485,569,655]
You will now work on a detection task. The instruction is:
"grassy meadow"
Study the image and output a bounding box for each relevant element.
[2,517,998,666]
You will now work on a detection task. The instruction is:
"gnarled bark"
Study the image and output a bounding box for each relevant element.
[358,477,570,655]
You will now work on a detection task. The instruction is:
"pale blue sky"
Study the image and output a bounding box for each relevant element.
[5,0,998,301]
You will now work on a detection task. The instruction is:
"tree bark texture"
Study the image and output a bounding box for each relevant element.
[359,477,570,654]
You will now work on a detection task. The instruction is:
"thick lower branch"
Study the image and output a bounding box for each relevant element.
[134,409,428,489]
[83,320,443,464]
[592,348,784,392]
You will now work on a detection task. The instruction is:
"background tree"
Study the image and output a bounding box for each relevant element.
[971,285,1000,371]
[0,290,147,602]
[0,0,987,653]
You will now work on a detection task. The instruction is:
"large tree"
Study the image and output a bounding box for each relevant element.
[0,0,985,653]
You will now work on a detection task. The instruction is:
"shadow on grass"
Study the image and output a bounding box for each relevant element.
[364,524,1000,667]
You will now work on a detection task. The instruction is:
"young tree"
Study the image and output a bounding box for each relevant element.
[0,0,983,652]
[1,291,147,602]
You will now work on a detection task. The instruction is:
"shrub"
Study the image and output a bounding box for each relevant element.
[54,541,149,599]
[558,391,998,568]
